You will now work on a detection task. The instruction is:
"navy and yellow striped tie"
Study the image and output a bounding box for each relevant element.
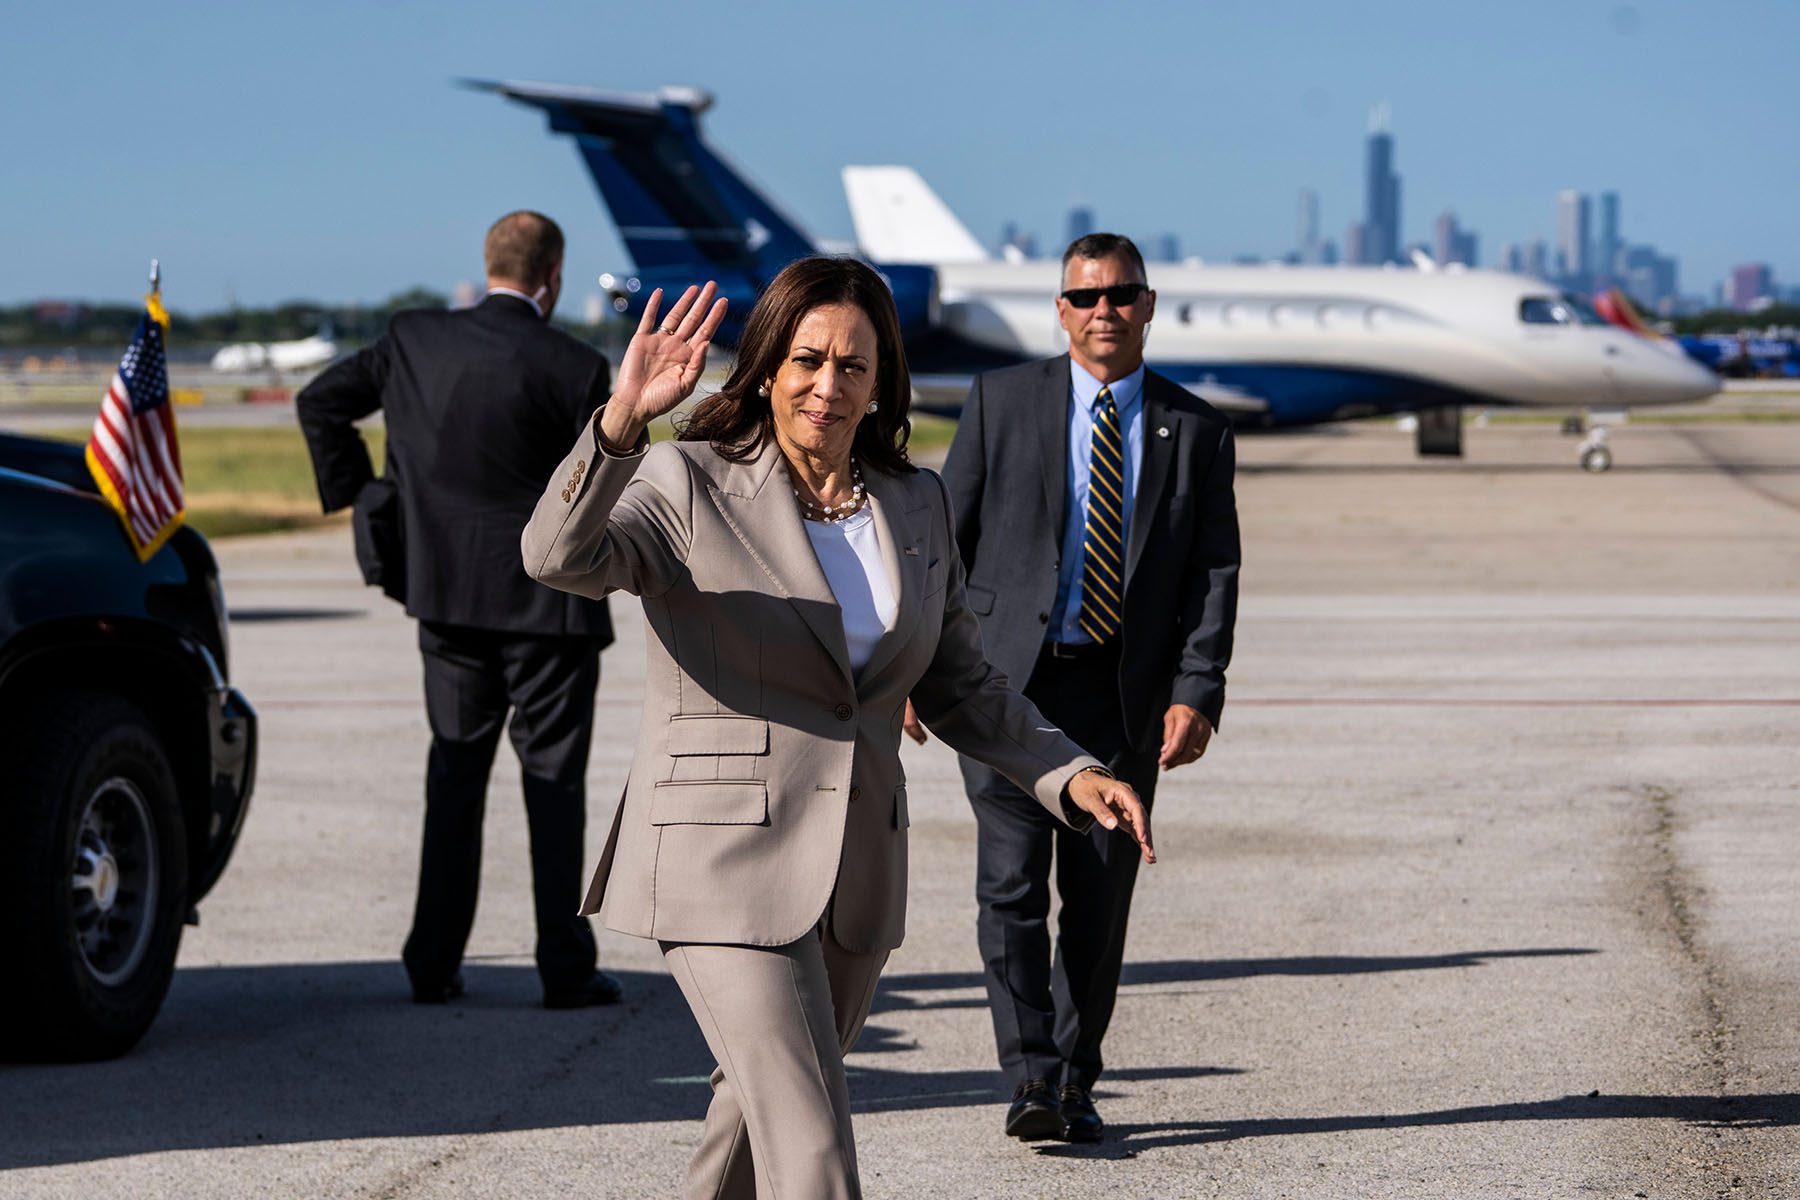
[1078,386,1126,643]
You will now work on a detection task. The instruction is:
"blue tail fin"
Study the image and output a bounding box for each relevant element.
[475,81,816,282]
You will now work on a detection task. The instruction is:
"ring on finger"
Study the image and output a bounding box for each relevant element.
[660,325,678,335]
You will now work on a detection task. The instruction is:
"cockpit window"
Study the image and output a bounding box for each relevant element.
[1521,294,1609,326]
[1520,296,1568,324]
[1558,291,1608,326]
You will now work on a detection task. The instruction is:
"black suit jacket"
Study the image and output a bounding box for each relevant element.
[940,355,1239,746]
[297,294,614,642]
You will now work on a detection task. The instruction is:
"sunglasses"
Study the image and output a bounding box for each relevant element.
[1059,283,1149,309]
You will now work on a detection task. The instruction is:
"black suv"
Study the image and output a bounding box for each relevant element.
[0,431,256,1060]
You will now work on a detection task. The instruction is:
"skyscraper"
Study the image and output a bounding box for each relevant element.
[1362,105,1400,264]
[1598,192,1621,288]
[1000,221,1037,259]
[1297,188,1320,261]
[1066,205,1095,247]
[1622,244,1679,310]
[1433,211,1459,265]
[1457,231,1479,268]
[1557,190,1591,288]
[1729,263,1773,311]
[1525,240,1550,279]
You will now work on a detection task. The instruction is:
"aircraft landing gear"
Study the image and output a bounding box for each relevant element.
[1579,425,1612,473]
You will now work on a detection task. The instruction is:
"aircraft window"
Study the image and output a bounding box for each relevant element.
[1272,303,1309,327]
[1179,303,1192,325]
[1224,301,1269,327]
[1519,296,1572,325]
[1558,291,1608,326]
[1319,304,1361,329]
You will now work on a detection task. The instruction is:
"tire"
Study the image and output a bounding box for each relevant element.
[0,691,188,1061]
[1580,445,1613,473]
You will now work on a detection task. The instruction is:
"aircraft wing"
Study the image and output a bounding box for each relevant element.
[1182,381,1270,414]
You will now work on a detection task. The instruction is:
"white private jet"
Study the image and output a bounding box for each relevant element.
[481,80,1719,471]
[843,166,1718,471]
[209,329,337,374]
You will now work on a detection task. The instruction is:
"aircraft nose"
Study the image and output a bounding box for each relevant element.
[1616,339,1721,406]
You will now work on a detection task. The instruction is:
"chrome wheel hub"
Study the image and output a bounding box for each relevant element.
[69,777,158,986]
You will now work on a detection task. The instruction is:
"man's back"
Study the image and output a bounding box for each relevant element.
[298,293,612,640]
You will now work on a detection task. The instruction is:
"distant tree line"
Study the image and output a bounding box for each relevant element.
[1667,304,1800,336]
[0,288,624,348]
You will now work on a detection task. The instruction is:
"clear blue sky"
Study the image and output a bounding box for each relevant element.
[4,0,1794,310]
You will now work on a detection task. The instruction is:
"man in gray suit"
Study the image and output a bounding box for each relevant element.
[935,232,1240,1142]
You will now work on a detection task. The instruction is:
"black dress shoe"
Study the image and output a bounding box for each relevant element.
[1059,1083,1103,1143]
[410,970,465,1005]
[543,969,624,1010]
[1005,1077,1064,1141]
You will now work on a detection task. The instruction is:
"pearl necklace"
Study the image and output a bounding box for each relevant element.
[794,460,866,523]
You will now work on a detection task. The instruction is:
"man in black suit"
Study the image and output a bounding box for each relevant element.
[297,211,623,1010]
[933,232,1239,1141]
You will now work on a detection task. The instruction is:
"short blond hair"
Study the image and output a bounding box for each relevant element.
[483,211,564,287]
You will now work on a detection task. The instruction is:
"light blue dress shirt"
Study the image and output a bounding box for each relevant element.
[1048,360,1146,644]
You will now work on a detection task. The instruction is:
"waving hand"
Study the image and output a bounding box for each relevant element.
[600,283,729,450]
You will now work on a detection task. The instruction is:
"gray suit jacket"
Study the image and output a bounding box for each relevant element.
[521,423,1099,954]
[941,355,1240,743]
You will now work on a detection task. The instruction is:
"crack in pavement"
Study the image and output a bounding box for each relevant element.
[1672,428,1800,516]
[358,1007,634,1199]
[1629,782,1769,1199]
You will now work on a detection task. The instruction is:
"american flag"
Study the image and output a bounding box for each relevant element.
[85,298,184,560]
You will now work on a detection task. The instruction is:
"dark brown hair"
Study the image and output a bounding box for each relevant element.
[1061,232,1148,287]
[680,257,915,474]
[483,210,564,287]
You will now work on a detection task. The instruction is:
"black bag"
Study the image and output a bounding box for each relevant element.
[351,477,406,603]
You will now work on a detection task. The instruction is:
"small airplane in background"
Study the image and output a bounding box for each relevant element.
[1592,287,1799,381]
[209,326,337,374]
[475,80,1720,471]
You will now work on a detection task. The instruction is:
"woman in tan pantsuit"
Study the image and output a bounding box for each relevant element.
[522,258,1153,1199]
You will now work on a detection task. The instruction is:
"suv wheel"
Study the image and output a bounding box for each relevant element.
[1,691,188,1061]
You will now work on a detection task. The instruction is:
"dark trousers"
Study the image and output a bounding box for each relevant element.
[404,620,601,995]
[961,644,1159,1092]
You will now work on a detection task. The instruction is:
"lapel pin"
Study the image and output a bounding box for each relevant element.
[904,546,920,557]
[1157,425,1171,438]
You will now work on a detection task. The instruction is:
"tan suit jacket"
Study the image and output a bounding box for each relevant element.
[521,422,1098,954]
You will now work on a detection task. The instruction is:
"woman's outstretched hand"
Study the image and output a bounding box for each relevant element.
[600,283,729,451]
[1066,770,1155,864]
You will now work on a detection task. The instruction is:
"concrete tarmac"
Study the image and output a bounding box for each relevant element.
[4,421,1797,1197]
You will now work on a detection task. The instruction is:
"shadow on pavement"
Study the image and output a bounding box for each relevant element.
[1034,1092,1800,1157]
[873,948,1598,1014]
[0,961,711,1169]
[848,1062,1244,1115]
[228,606,367,622]
[0,947,1606,1169]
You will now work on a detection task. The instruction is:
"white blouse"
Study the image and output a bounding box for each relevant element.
[803,507,898,673]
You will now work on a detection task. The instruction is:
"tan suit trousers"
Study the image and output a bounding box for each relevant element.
[662,924,889,1199]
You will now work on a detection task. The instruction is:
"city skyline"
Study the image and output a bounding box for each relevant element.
[2,1,1795,310]
[1011,111,1783,315]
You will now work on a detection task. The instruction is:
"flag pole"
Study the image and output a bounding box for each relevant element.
[145,258,169,330]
